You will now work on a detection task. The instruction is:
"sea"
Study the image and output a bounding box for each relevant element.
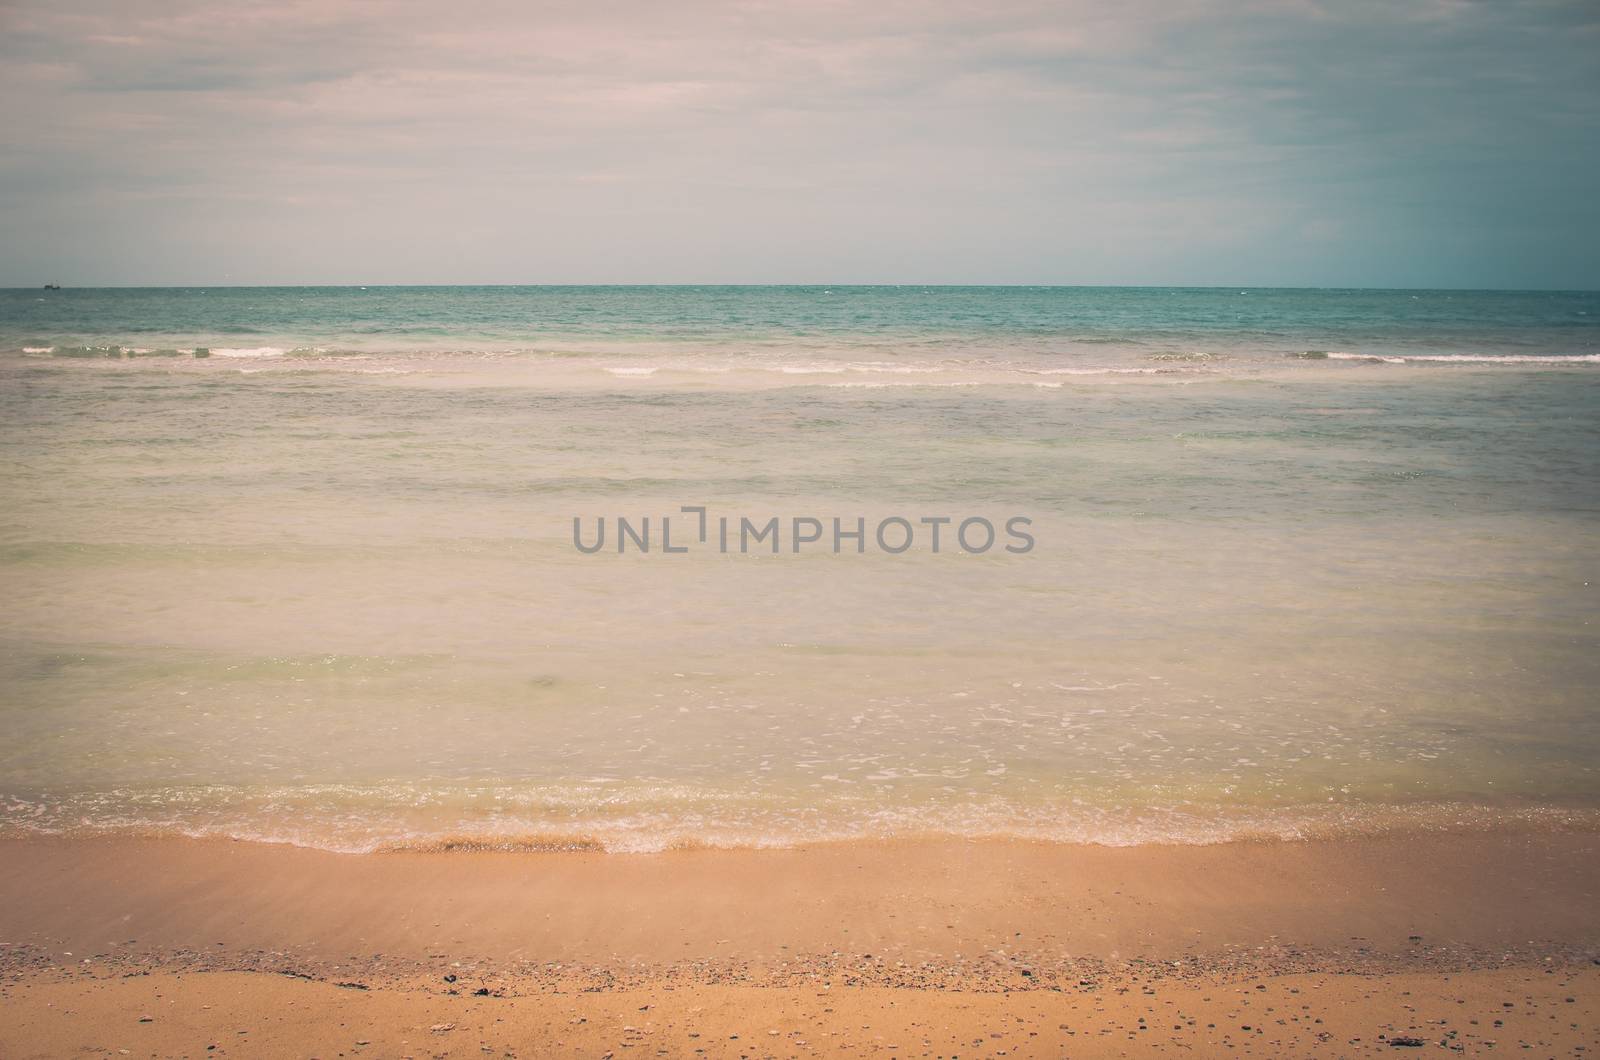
[1,285,1597,852]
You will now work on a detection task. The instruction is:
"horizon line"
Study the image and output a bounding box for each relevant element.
[9,282,1600,294]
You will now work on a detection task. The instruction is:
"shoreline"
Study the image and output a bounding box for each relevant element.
[3,830,1598,1055]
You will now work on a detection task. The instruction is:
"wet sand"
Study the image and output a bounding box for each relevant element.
[1,830,1598,1056]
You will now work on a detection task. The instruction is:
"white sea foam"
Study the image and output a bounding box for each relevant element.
[823,380,994,389]
[4,787,1594,855]
[1030,366,1160,375]
[209,346,289,358]
[1325,351,1600,365]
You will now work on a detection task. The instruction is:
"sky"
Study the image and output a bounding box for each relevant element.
[1,0,1596,288]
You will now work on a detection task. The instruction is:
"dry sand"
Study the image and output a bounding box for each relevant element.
[1,830,1597,1056]
[5,966,1596,1058]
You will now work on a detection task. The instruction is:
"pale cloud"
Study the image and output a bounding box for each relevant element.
[1,0,1596,285]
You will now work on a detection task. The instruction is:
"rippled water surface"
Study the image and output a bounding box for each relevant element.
[1,286,1597,850]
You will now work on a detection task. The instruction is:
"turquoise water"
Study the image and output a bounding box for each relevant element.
[5,286,1597,369]
[1,287,1598,850]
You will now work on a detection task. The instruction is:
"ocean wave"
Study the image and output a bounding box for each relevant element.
[1030,366,1161,375]
[599,361,955,377]
[1298,351,1600,365]
[1146,351,1223,362]
[12,341,1596,377]
[1379,353,1600,364]
[781,362,948,375]
[20,344,213,359]
[209,346,290,358]
[824,380,1069,389]
[5,787,1596,855]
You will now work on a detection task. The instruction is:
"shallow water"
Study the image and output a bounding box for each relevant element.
[1,286,1597,850]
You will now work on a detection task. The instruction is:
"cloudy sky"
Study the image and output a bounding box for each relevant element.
[1,0,1596,287]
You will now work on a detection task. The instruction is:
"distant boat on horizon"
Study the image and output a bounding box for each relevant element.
[42,283,61,290]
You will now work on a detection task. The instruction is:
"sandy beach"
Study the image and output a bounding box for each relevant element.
[2,828,1597,1056]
